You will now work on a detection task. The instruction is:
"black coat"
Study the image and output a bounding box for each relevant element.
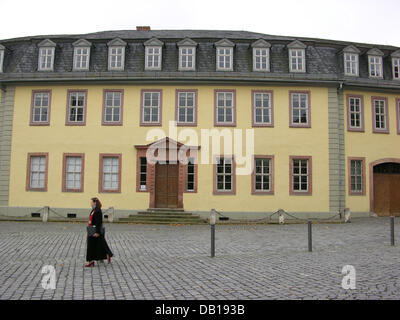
[86,208,113,262]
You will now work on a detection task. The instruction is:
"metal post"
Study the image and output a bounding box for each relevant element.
[390,216,395,246]
[308,220,312,252]
[210,210,216,258]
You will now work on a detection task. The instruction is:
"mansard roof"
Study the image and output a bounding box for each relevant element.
[0,29,400,90]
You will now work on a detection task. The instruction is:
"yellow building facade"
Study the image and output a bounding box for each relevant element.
[0,30,399,220]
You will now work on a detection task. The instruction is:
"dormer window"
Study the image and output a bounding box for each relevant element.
[37,39,56,71]
[252,39,271,72]
[107,38,126,71]
[0,44,4,73]
[287,40,306,73]
[367,48,384,78]
[391,50,400,80]
[343,45,360,76]
[73,39,91,71]
[144,38,163,71]
[215,39,234,71]
[177,38,197,71]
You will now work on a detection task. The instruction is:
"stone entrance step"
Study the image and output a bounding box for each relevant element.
[120,209,207,225]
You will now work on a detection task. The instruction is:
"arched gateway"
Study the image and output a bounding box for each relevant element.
[370,159,400,216]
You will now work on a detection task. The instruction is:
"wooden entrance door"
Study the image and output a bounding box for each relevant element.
[155,162,178,208]
[373,163,400,216]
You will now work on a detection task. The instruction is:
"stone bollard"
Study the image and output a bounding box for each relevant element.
[278,209,285,224]
[42,206,49,223]
[107,207,114,223]
[344,208,351,223]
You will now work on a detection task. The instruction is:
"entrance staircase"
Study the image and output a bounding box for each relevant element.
[119,208,207,225]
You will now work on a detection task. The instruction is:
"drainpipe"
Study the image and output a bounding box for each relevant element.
[338,82,345,217]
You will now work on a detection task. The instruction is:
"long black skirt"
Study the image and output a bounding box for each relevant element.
[86,234,113,262]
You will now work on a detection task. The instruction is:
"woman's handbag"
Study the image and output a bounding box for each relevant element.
[87,225,97,237]
[87,225,105,237]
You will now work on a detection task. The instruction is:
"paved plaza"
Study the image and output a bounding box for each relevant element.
[0,218,399,300]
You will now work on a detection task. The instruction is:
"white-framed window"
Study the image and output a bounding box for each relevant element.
[392,58,400,80]
[146,46,162,70]
[67,91,86,123]
[369,56,383,78]
[289,49,305,72]
[29,156,47,189]
[373,99,387,130]
[292,158,309,192]
[104,91,122,123]
[253,48,269,71]
[73,47,90,70]
[177,91,196,124]
[0,48,4,73]
[253,92,272,125]
[108,46,125,70]
[216,157,233,192]
[344,53,359,76]
[290,92,310,126]
[38,47,55,71]
[179,47,195,70]
[102,157,119,191]
[65,156,82,190]
[142,91,161,124]
[216,91,235,124]
[254,158,271,192]
[216,47,233,71]
[32,92,50,123]
[350,160,363,194]
[348,97,362,129]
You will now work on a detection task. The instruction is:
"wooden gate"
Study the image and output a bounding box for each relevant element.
[373,162,400,216]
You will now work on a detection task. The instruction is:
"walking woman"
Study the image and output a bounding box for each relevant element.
[85,197,114,267]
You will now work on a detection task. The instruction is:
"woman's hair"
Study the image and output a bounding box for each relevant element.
[91,197,102,209]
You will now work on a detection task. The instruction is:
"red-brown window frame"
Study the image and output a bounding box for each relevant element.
[347,157,366,196]
[175,89,198,127]
[251,155,274,195]
[346,94,365,132]
[99,153,122,193]
[371,96,389,134]
[213,155,236,195]
[252,90,274,127]
[140,89,163,126]
[214,89,237,127]
[289,156,312,196]
[102,89,124,126]
[30,90,52,126]
[65,90,88,126]
[62,153,85,192]
[289,91,311,128]
[26,152,49,192]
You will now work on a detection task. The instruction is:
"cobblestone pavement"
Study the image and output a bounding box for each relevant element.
[0,218,399,300]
